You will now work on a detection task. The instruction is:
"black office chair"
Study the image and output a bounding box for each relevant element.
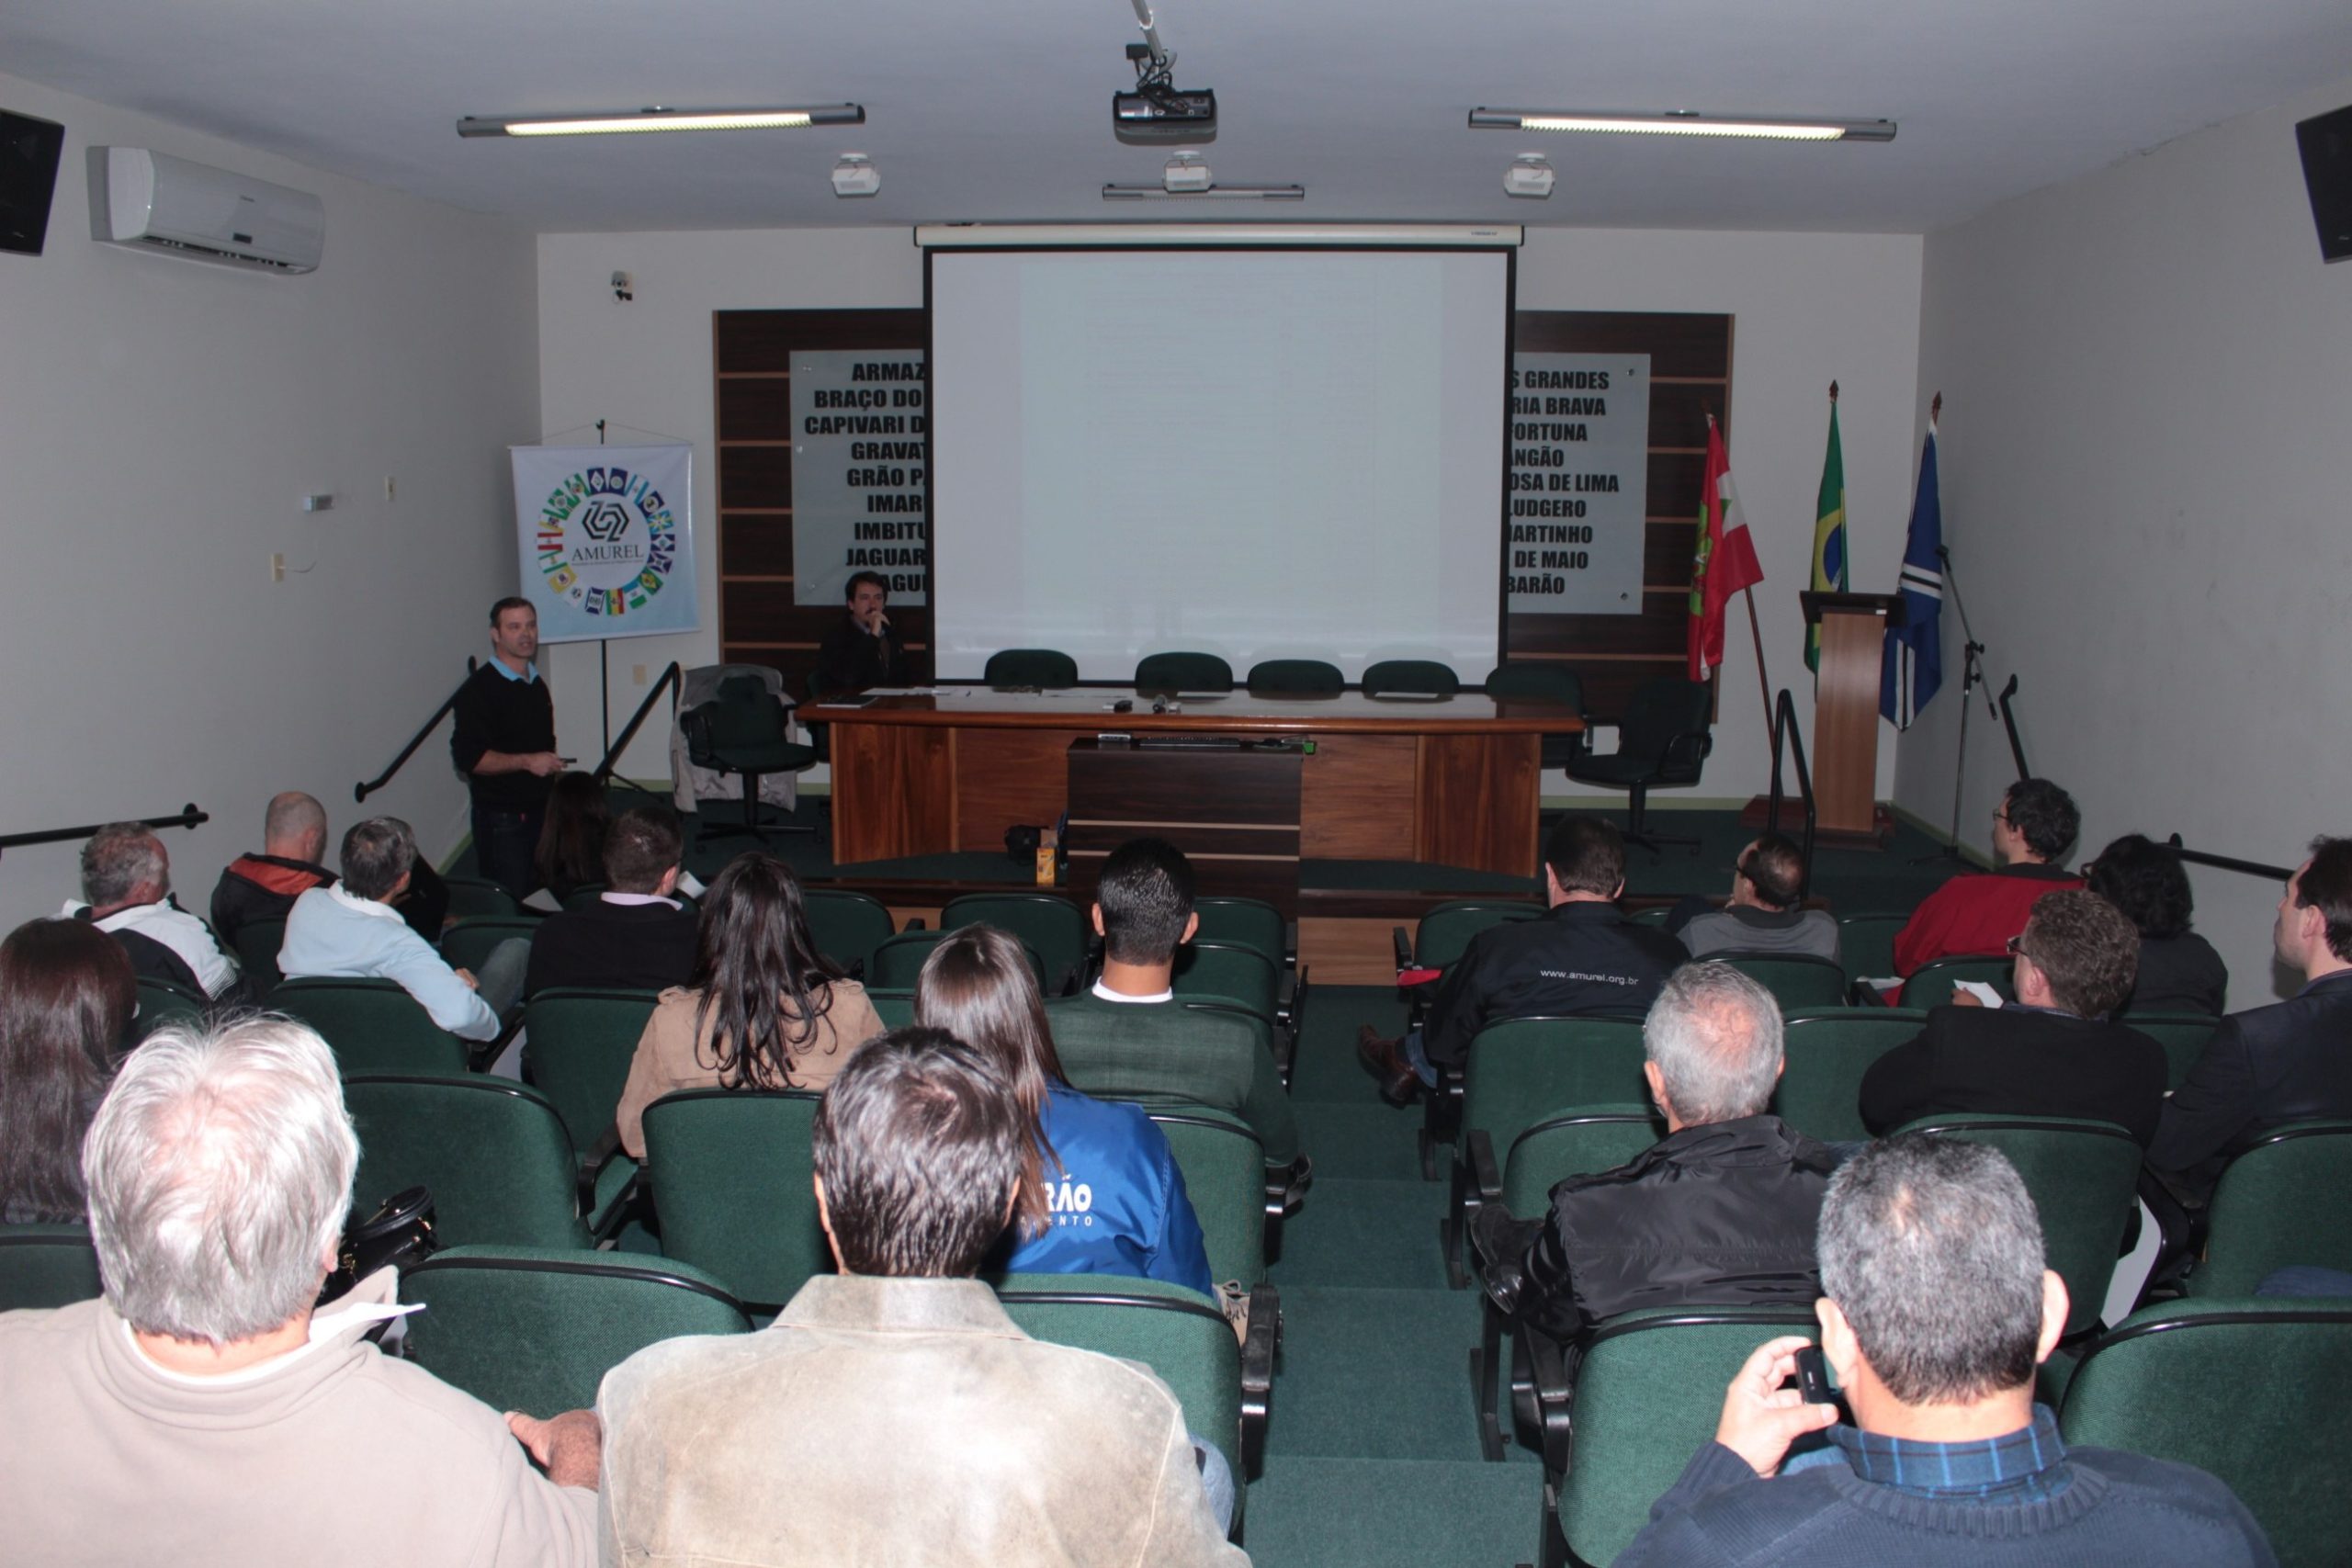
[1135,651,1234,694]
[983,648,1079,686]
[683,674,816,840]
[1563,676,1713,855]
[1245,659,1343,695]
[1362,660,1460,697]
[1485,661,1588,772]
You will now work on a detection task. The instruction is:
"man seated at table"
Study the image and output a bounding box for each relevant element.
[1860,889,2169,1146]
[524,806,699,996]
[815,570,904,693]
[1046,837,1302,1177]
[1357,815,1686,1106]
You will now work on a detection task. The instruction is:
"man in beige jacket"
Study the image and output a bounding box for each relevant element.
[597,1026,1250,1566]
[0,1016,598,1566]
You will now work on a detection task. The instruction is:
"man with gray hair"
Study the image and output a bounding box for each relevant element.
[1615,1134,2273,1565]
[278,817,526,1045]
[0,1017,599,1564]
[64,820,245,999]
[1475,961,1836,1340]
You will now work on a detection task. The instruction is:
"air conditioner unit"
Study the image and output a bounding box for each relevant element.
[87,147,324,273]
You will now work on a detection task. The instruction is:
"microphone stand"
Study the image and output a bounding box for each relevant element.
[1914,544,2000,864]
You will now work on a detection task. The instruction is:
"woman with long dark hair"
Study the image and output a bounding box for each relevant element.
[0,918,137,1223]
[916,924,1213,1294]
[614,853,883,1156]
[2086,833,2228,1015]
[532,771,612,903]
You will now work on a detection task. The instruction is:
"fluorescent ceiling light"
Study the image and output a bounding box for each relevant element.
[1101,183,1306,200]
[1468,108,1894,142]
[917,224,1521,248]
[458,105,865,138]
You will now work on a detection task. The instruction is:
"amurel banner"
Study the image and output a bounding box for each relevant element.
[507,443,699,642]
[789,349,928,606]
[1505,353,1649,616]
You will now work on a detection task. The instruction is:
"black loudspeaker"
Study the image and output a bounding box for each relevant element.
[0,108,65,256]
[2295,103,2352,265]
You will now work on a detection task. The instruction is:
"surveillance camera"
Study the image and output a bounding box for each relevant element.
[610,270,634,302]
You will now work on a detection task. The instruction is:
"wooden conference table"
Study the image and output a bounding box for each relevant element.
[799,686,1584,882]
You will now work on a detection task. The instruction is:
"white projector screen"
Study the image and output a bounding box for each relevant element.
[927,248,1512,682]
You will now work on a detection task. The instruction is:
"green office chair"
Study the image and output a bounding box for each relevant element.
[132,975,209,1043]
[868,929,1045,991]
[400,1246,751,1416]
[2120,1011,2222,1092]
[683,673,817,841]
[1191,897,1289,969]
[2061,1298,2352,1568]
[940,893,1091,994]
[983,648,1080,686]
[2186,1122,2352,1298]
[1149,1108,1270,1289]
[1172,940,1283,1023]
[1485,661,1589,771]
[520,987,660,1203]
[1244,659,1343,695]
[229,916,288,992]
[270,977,470,1076]
[1562,675,1713,856]
[1719,953,1850,1010]
[343,1075,593,1250]
[0,1224,104,1311]
[438,915,540,976]
[802,888,899,976]
[639,1088,831,1314]
[1836,912,1907,987]
[1899,953,2011,1009]
[865,987,916,1028]
[1771,1008,1928,1145]
[1135,651,1234,694]
[1895,1115,2143,1340]
[1442,1015,1649,1287]
[1361,660,1461,697]
[442,875,526,920]
[560,883,609,911]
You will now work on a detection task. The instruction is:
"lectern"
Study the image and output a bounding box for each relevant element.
[1799,592,1905,839]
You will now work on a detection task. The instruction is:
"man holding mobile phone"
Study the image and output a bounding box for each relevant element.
[816,570,903,694]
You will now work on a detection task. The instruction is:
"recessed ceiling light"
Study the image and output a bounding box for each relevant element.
[457,105,865,138]
[1469,108,1894,142]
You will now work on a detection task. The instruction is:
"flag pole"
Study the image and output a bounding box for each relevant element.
[1742,586,1774,735]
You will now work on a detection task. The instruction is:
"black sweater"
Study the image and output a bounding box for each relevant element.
[450,663,556,810]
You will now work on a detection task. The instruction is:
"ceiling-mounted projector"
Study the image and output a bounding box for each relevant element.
[1114,0,1215,143]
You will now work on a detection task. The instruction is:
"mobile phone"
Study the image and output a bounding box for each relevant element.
[1793,1345,1839,1407]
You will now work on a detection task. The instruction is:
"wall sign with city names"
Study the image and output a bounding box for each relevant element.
[789,349,928,606]
[1505,352,1649,617]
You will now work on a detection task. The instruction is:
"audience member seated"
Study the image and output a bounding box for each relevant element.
[1668,832,1841,964]
[63,821,247,1002]
[594,1028,1245,1562]
[1614,1135,2272,1567]
[1892,777,2083,979]
[211,789,454,945]
[614,852,884,1158]
[2149,835,2352,1203]
[917,924,1215,1296]
[0,1016,599,1563]
[524,806,700,997]
[1860,890,2168,1146]
[1358,815,1686,1106]
[532,771,612,907]
[279,818,524,1045]
[1474,963,1836,1340]
[2086,832,2228,1015]
[1045,837,1302,1173]
[0,919,134,1224]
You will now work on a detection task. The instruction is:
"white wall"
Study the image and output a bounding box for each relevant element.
[0,72,540,931]
[537,224,1924,798]
[1905,70,2352,1003]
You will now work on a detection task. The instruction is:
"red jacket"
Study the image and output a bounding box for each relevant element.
[1893,863,2083,976]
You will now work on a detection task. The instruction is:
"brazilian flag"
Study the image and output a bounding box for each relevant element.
[1805,399,1849,672]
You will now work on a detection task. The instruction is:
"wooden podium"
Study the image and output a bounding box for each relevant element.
[1800,592,1905,840]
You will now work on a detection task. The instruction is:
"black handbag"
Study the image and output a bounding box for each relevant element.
[317,1185,439,1308]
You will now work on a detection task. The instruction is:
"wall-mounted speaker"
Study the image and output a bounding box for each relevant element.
[0,108,65,256]
[2295,103,2352,265]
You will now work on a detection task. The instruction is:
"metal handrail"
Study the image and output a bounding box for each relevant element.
[356,659,476,804]
[0,804,208,853]
[1762,688,1818,899]
[1996,675,2030,780]
[591,662,684,784]
[2165,835,2290,883]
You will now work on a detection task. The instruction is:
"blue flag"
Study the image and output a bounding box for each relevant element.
[1880,421,1944,728]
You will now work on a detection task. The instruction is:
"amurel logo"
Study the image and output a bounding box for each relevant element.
[535,464,678,618]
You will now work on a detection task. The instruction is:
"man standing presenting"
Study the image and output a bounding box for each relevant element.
[815,570,903,693]
[451,597,562,896]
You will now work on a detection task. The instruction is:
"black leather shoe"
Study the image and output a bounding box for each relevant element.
[1356,1025,1422,1107]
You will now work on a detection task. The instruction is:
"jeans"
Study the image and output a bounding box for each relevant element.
[1403,1028,1438,1088]
[470,805,544,898]
[1190,1436,1237,1535]
[471,937,530,1078]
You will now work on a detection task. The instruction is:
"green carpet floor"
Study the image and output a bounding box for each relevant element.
[1242,985,1546,1568]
